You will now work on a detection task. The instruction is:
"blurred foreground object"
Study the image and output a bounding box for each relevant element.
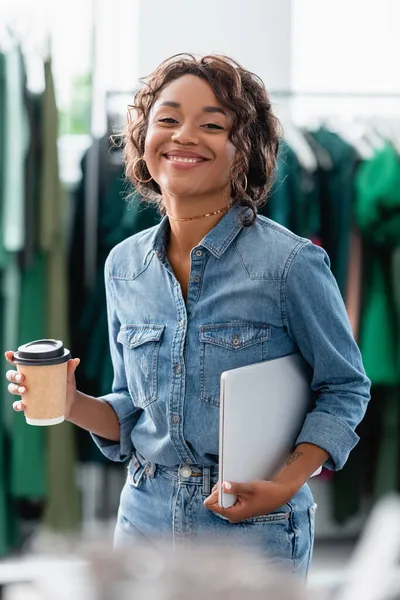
[337,496,400,600]
[3,497,400,599]
[0,536,304,600]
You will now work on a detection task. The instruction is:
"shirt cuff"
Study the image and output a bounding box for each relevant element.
[90,393,138,462]
[295,410,360,471]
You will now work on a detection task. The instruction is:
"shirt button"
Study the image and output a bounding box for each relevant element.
[193,276,200,283]
[185,458,192,464]
[179,466,192,478]
[233,335,240,346]
[176,364,181,375]
[195,250,203,257]
[179,320,184,328]
[172,414,179,424]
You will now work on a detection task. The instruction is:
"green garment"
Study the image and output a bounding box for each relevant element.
[333,144,400,525]
[309,128,357,297]
[355,144,400,385]
[358,248,399,385]
[394,248,400,347]
[356,144,400,245]
[0,273,8,555]
[0,52,7,269]
[357,146,400,510]
[0,52,7,555]
[40,61,80,532]
[0,53,78,554]
[0,47,28,555]
[12,253,46,498]
[263,139,320,241]
[264,140,297,229]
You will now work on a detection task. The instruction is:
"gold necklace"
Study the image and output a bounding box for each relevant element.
[167,204,231,222]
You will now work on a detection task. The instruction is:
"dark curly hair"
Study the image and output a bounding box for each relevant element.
[124,53,282,226]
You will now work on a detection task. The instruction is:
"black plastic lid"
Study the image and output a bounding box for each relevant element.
[13,339,71,366]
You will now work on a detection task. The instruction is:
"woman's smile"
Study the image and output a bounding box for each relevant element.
[162,149,211,170]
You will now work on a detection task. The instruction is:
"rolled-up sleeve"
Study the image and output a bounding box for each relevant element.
[90,253,141,462]
[284,241,371,470]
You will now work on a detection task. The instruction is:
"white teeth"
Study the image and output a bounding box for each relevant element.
[167,156,201,163]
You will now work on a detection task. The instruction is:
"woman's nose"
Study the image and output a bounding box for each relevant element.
[171,123,199,145]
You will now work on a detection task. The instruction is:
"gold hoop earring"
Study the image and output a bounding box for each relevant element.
[132,157,153,183]
[236,172,248,193]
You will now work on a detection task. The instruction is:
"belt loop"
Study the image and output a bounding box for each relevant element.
[202,467,211,496]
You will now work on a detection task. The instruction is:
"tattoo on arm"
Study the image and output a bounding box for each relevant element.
[287,451,303,465]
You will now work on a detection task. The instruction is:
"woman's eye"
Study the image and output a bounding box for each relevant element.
[158,118,178,124]
[202,123,224,130]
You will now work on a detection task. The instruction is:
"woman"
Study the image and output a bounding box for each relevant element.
[6,54,370,576]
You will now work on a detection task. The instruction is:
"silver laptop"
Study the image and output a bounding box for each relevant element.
[218,353,316,508]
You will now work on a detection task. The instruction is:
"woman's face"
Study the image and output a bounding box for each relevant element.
[144,74,236,199]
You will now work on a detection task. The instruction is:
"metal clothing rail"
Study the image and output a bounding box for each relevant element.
[270,90,400,98]
[105,89,400,99]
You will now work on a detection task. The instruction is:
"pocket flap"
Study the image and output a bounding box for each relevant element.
[118,324,165,349]
[200,323,270,350]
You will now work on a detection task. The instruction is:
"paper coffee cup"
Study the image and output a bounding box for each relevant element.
[13,339,71,426]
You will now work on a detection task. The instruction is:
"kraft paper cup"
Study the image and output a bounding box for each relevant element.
[13,339,71,426]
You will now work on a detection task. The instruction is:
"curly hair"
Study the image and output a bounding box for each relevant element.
[124,53,282,226]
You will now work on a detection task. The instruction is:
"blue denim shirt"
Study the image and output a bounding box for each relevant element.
[92,204,370,471]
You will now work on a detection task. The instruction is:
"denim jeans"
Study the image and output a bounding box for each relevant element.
[114,454,317,578]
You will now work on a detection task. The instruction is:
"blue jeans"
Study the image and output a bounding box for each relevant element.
[114,454,317,577]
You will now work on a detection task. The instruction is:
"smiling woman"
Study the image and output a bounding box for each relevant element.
[29,52,370,578]
[124,54,282,224]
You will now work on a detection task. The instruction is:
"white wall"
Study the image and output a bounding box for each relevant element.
[292,0,400,93]
[135,0,293,92]
[291,0,400,122]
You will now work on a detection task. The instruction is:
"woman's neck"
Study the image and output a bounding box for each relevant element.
[164,191,231,257]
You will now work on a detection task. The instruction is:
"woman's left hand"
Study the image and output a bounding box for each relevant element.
[204,480,295,523]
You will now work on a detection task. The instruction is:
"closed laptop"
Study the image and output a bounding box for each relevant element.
[218,353,316,508]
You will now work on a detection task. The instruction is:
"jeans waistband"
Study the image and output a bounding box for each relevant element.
[134,452,218,496]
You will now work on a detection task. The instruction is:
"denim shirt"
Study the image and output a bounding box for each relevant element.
[92,204,370,471]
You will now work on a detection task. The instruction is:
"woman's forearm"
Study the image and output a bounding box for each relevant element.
[67,390,120,441]
[273,443,329,494]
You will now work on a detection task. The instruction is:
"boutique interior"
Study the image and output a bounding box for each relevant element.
[1,1,400,598]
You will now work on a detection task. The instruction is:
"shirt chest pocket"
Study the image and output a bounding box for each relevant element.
[199,323,271,407]
[117,324,165,409]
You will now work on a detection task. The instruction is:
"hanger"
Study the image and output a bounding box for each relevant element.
[353,117,386,152]
[300,128,333,170]
[326,115,375,160]
[280,119,319,172]
[0,23,16,52]
[373,117,400,155]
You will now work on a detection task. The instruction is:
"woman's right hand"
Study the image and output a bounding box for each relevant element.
[5,351,81,419]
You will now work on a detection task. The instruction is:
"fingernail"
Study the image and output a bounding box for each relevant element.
[15,373,22,382]
[18,386,25,394]
[223,481,232,490]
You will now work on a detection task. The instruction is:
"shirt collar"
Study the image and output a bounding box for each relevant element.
[145,204,252,263]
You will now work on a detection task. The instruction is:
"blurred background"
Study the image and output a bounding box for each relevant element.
[0,0,400,581]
